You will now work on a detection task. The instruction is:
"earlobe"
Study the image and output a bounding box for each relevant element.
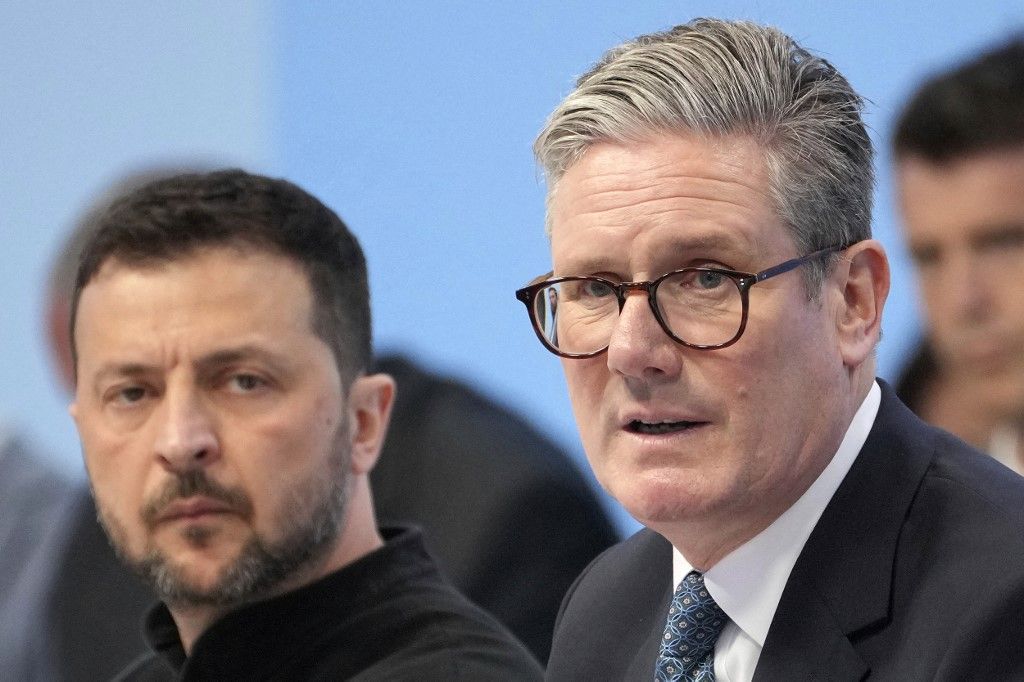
[835,240,890,368]
[347,373,396,475]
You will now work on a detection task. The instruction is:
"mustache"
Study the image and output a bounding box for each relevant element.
[141,470,254,529]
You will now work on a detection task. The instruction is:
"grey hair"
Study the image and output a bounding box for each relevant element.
[534,18,873,293]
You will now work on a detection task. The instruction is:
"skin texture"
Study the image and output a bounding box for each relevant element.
[71,246,394,651]
[897,148,1024,449]
[549,133,888,569]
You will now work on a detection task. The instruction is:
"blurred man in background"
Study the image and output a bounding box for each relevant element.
[893,36,1024,473]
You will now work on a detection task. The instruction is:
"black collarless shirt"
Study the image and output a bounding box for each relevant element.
[116,526,542,681]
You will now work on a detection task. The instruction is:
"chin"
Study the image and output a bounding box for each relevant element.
[612,470,719,528]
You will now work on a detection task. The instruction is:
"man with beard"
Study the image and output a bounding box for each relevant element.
[69,169,542,680]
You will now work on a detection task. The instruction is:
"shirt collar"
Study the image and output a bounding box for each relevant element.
[672,381,881,647]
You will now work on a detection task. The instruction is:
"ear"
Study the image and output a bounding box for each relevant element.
[346,373,396,475]
[46,295,76,393]
[832,239,890,368]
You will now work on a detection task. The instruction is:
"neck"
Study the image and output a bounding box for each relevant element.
[170,477,383,654]
[923,367,1024,450]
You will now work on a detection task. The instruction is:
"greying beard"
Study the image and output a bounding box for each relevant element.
[96,433,350,609]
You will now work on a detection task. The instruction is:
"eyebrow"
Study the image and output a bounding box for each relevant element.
[93,363,151,381]
[558,231,751,275]
[970,223,1024,249]
[90,345,290,390]
[660,233,750,254]
[89,363,157,396]
[193,345,291,376]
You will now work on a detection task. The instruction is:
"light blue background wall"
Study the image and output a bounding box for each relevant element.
[1,1,272,468]
[3,2,1023,533]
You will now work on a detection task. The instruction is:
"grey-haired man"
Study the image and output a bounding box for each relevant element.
[518,18,1024,681]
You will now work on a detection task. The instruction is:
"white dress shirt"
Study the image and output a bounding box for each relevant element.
[671,381,881,682]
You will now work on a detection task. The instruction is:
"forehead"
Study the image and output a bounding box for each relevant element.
[897,149,1024,240]
[74,247,316,362]
[548,133,789,271]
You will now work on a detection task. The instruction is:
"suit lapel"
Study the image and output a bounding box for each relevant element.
[754,570,868,680]
[755,382,935,680]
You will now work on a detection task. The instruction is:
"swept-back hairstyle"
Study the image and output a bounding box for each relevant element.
[71,169,372,384]
[535,18,874,291]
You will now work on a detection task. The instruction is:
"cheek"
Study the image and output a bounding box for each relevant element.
[81,431,151,547]
[561,360,608,434]
[80,425,138,495]
[1003,289,1024,323]
[236,406,340,497]
[727,312,820,421]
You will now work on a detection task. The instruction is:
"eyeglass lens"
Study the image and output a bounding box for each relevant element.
[531,271,744,354]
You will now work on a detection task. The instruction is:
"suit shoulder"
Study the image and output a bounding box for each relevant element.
[557,529,670,625]
[922,429,1024,536]
[548,530,672,679]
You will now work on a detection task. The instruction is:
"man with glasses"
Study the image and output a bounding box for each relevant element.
[520,18,1024,680]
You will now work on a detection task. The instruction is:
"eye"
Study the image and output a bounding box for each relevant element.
[695,269,726,289]
[227,373,267,393]
[117,386,147,404]
[977,226,1024,253]
[580,279,615,299]
[909,244,940,269]
[102,383,153,409]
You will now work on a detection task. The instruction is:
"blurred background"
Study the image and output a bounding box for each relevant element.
[3,1,1023,533]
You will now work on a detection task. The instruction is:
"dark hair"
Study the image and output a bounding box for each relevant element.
[893,35,1024,162]
[71,169,371,384]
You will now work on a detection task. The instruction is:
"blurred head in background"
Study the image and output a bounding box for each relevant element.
[893,36,1024,458]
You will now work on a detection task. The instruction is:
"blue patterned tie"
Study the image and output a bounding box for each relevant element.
[654,570,728,682]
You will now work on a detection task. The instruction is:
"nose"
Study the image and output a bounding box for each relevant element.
[153,386,220,473]
[942,252,992,323]
[605,288,682,380]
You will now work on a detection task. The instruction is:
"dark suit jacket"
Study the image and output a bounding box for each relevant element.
[546,382,1024,680]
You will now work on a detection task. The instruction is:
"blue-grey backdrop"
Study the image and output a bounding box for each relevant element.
[3,1,1023,532]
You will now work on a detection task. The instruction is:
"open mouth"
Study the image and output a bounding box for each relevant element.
[627,420,704,435]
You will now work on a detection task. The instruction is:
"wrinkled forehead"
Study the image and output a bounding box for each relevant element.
[547,135,790,274]
[73,246,318,358]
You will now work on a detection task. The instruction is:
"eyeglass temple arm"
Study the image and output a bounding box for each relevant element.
[754,244,851,283]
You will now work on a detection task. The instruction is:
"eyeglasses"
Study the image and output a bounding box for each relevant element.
[515,243,854,358]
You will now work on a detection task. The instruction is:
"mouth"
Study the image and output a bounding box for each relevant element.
[156,497,234,524]
[626,419,707,435]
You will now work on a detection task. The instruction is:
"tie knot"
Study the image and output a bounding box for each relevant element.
[655,571,728,681]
